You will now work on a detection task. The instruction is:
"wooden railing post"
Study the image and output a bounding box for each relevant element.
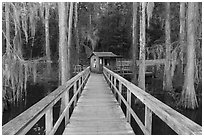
[108,74,110,82]
[83,72,86,86]
[110,75,113,89]
[64,91,69,125]
[118,82,122,105]
[82,74,84,88]
[126,89,131,123]
[83,72,85,81]
[114,77,116,96]
[74,81,77,107]
[79,76,82,95]
[45,108,53,134]
[145,106,152,134]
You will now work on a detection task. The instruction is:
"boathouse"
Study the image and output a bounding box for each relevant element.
[89,52,119,73]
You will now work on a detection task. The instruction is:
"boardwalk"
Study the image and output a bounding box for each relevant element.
[2,67,202,135]
[63,73,134,135]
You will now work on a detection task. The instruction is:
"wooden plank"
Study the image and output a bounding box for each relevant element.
[73,82,77,107]
[145,106,152,134]
[114,76,117,96]
[64,91,69,125]
[78,77,82,95]
[126,89,131,123]
[63,73,134,135]
[49,72,90,135]
[118,82,122,105]
[104,72,149,135]
[45,108,53,134]
[110,75,113,89]
[103,67,202,135]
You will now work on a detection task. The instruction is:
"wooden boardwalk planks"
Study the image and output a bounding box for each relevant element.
[63,73,134,135]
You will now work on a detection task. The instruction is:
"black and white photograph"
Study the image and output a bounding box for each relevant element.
[1,1,202,135]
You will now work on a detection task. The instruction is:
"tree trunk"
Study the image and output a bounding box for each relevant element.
[45,3,51,74]
[58,2,68,117]
[180,2,198,109]
[58,2,68,85]
[5,2,10,54]
[179,2,186,73]
[3,2,10,111]
[67,2,74,80]
[138,2,146,90]
[74,2,80,65]
[132,2,138,85]
[194,3,201,85]
[163,2,173,91]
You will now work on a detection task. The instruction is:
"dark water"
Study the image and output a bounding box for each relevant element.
[2,73,202,135]
[2,80,59,134]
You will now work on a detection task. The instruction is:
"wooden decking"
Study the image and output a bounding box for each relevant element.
[63,73,134,135]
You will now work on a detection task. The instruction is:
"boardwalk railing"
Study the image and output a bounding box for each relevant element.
[103,66,202,135]
[73,65,86,74]
[2,67,90,135]
[116,59,165,69]
[115,59,165,75]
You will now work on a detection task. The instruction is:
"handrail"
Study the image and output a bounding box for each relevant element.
[116,59,165,67]
[73,65,84,73]
[2,66,91,135]
[115,59,165,74]
[103,66,202,135]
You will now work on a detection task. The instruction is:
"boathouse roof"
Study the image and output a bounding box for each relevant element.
[89,52,120,58]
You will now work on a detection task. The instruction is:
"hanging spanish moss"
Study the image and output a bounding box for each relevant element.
[2,2,48,109]
[2,50,41,104]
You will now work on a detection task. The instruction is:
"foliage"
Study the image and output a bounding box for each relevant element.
[95,2,132,57]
